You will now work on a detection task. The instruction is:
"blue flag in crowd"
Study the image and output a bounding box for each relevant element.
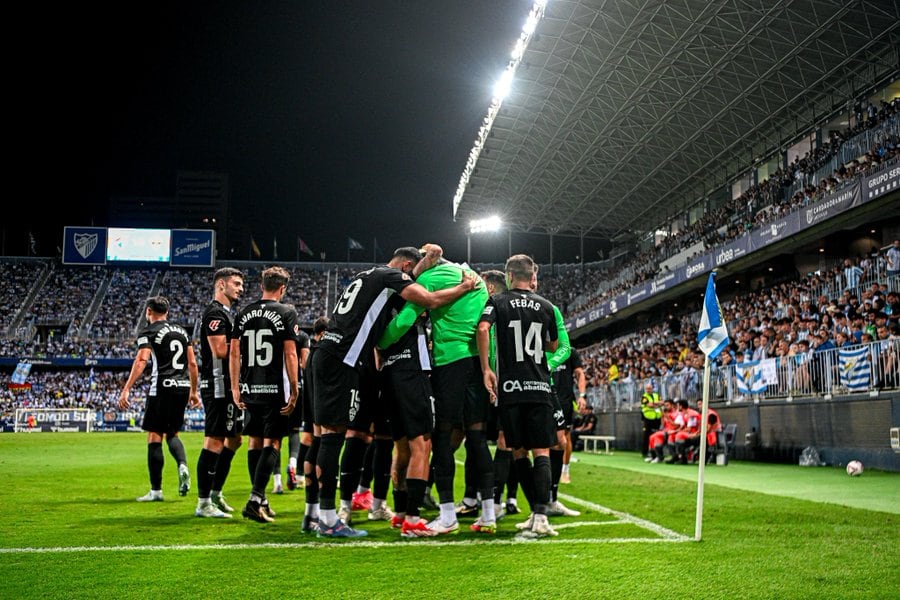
[735,361,767,394]
[698,271,729,360]
[838,346,871,391]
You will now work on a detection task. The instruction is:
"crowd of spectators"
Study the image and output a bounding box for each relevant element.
[0,261,47,333]
[90,267,160,339]
[574,250,899,407]
[24,265,106,327]
[0,369,149,424]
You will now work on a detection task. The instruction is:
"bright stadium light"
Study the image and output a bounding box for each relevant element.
[469,215,502,234]
[451,1,548,220]
[493,70,514,102]
[467,215,503,263]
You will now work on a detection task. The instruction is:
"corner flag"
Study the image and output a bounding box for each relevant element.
[695,271,729,542]
[697,272,729,359]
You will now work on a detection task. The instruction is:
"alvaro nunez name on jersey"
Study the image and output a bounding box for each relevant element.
[238,308,287,331]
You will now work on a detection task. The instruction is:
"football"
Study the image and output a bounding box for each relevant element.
[846,460,864,476]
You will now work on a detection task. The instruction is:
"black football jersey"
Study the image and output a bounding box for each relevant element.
[199,299,234,399]
[136,320,193,396]
[232,298,299,405]
[480,288,558,405]
[382,296,431,372]
[553,347,583,402]
[319,266,415,369]
[296,328,311,392]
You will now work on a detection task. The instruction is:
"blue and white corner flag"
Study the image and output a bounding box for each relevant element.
[698,272,729,360]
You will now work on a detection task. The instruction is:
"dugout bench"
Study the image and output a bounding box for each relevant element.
[580,434,616,455]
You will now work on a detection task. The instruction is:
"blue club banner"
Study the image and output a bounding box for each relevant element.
[63,227,108,265]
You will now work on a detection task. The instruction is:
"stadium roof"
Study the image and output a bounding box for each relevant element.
[452,0,899,241]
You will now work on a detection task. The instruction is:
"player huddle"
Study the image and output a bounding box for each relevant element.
[123,244,586,539]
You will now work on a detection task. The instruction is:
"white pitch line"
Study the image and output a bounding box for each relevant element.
[0,536,682,555]
[557,492,690,541]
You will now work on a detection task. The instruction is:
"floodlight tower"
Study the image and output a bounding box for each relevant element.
[467,215,502,264]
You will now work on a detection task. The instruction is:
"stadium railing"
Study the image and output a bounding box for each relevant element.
[586,338,898,410]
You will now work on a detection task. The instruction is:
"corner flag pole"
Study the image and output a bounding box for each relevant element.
[695,357,711,541]
[695,270,729,542]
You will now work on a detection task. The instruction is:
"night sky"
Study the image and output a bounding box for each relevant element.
[20,1,567,264]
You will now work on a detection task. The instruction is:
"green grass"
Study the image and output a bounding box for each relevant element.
[0,433,897,599]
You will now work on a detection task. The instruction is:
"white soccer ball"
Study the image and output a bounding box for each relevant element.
[846,460,864,477]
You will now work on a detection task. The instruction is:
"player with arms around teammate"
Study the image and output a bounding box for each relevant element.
[230,266,299,523]
[119,296,200,502]
[478,254,559,537]
[311,245,476,538]
[195,267,245,518]
[378,246,494,534]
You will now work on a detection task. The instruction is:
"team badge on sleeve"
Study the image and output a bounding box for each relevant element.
[208,319,222,332]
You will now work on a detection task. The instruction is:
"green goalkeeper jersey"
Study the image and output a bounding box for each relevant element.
[546,304,571,383]
[378,262,488,367]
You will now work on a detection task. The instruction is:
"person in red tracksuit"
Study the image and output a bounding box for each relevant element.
[672,399,700,464]
[679,398,722,464]
[698,399,721,449]
[647,399,679,463]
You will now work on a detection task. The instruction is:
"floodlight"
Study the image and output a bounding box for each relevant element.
[452,1,548,218]
[469,216,502,234]
[493,70,514,102]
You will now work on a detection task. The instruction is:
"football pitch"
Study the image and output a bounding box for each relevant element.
[0,433,897,599]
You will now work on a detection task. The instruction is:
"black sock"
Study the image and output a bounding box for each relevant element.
[289,432,301,468]
[148,442,164,490]
[317,433,344,511]
[465,429,495,504]
[248,448,263,485]
[252,446,279,498]
[514,457,534,509]
[297,442,309,473]
[463,435,477,500]
[212,446,236,492]
[431,426,456,504]
[272,440,282,477]
[549,448,564,502]
[373,438,393,501]
[493,448,512,504]
[166,436,187,466]
[406,478,426,517]
[393,487,409,515]
[197,448,218,498]
[359,440,375,490]
[304,437,320,505]
[532,455,551,514]
[339,436,369,502]
[507,462,519,502]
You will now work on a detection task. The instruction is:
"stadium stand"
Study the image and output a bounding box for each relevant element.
[542,104,899,320]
